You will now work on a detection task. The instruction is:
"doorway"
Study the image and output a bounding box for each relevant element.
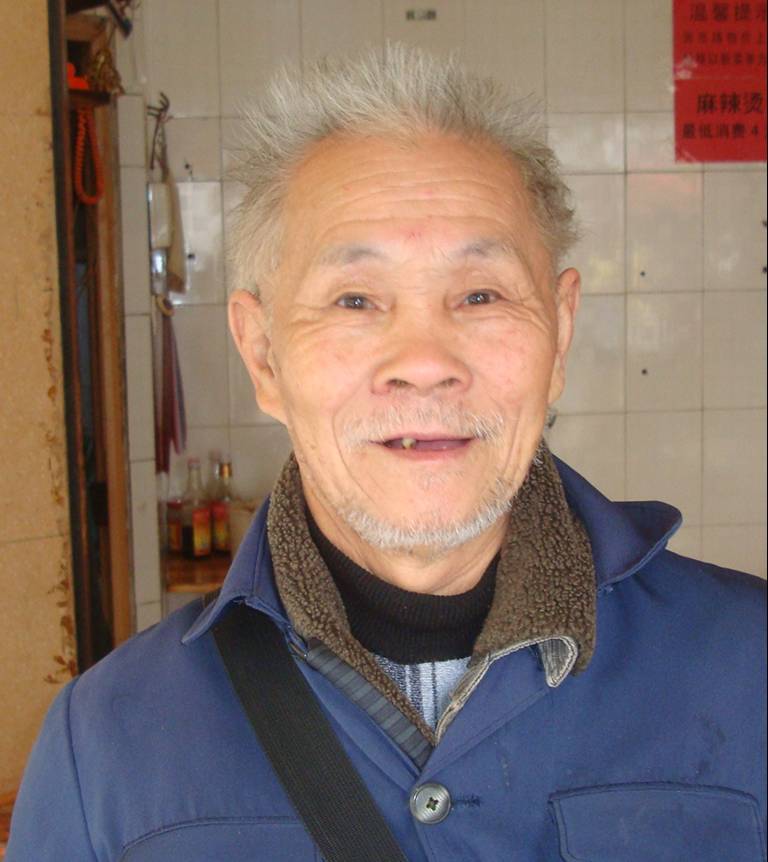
[50,1,133,669]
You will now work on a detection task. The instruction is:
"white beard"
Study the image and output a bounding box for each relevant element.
[336,474,516,557]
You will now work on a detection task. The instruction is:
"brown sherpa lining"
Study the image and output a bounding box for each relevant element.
[267,443,596,746]
[471,445,596,673]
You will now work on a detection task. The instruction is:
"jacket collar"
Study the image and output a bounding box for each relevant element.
[183,455,682,647]
[554,458,682,591]
[182,499,285,645]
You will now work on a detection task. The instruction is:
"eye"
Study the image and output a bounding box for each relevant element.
[464,290,498,305]
[336,294,374,310]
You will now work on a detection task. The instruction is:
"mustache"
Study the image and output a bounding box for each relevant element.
[341,405,506,448]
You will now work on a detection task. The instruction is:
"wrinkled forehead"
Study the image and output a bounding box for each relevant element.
[277,131,551,278]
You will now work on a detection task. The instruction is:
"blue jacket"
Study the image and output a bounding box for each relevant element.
[8,460,766,861]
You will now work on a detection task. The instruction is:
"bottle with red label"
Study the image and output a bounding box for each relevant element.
[211,458,237,554]
[181,457,211,558]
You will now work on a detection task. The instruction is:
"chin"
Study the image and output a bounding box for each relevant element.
[339,484,514,556]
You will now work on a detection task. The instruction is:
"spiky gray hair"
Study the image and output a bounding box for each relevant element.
[229,44,578,299]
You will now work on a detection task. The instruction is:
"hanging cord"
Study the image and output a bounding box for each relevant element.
[73,106,105,206]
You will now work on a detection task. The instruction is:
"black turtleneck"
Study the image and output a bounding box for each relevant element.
[307,511,497,665]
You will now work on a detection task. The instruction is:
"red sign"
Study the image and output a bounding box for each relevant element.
[674,0,767,161]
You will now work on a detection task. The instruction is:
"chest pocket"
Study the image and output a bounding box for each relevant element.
[550,783,765,862]
[120,819,318,862]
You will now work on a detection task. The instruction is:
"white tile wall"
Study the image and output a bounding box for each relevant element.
[667,526,702,560]
[626,173,703,293]
[119,167,151,316]
[544,0,624,113]
[144,0,220,118]
[123,315,156,462]
[227,338,277,427]
[464,0,545,101]
[624,0,673,112]
[230,424,295,500]
[703,171,768,292]
[114,1,148,96]
[119,0,767,597]
[626,411,702,526]
[384,0,465,55]
[130,460,162,604]
[171,305,230,427]
[220,120,247,178]
[219,0,301,117]
[164,119,222,182]
[547,413,625,500]
[627,293,702,411]
[547,114,625,174]
[175,183,225,304]
[702,409,767,526]
[116,43,160,630]
[301,0,383,64]
[222,181,247,291]
[557,295,625,414]
[117,95,147,168]
[564,173,625,295]
[701,525,767,579]
[626,113,701,173]
[702,292,767,409]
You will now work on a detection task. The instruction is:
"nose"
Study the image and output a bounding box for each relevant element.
[371,319,472,397]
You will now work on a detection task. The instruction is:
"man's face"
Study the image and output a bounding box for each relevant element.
[231,132,578,556]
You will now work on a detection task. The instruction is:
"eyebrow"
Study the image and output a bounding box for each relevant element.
[314,244,388,267]
[452,238,521,261]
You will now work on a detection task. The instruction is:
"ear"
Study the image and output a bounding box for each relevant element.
[547,267,581,405]
[227,289,287,424]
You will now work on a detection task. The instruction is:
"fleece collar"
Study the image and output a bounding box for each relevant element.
[183,450,682,736]
[268,444,595,688]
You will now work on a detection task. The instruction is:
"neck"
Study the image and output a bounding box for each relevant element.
[303,487,508,596]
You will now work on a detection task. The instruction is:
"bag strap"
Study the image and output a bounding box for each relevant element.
[211,601,411,862]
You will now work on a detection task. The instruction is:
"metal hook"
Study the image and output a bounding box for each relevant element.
[147,92,171,171]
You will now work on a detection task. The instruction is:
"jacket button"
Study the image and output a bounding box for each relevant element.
[410,783,451,824]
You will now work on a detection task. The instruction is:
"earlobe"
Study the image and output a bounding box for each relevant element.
[547,267,581,405]
[227,289,286,423]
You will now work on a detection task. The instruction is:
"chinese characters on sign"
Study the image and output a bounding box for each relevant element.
[674,0,767,161]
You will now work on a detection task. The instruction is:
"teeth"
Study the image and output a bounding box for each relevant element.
[401,437,417,449]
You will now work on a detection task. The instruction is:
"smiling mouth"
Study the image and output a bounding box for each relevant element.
[379,436,472,451]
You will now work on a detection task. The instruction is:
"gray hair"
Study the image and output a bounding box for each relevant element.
[229,43,578,299]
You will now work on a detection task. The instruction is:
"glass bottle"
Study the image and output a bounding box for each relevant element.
[205,450,222,500]
[181,457,211,558]
[211,458,237,554]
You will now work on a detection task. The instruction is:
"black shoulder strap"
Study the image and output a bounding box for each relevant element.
[211,601,410,862]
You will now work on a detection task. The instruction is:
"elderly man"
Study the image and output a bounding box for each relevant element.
[9,47,765,861]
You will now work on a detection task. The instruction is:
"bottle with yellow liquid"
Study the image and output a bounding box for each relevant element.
[181,458,211,558]
[211,458,237,554]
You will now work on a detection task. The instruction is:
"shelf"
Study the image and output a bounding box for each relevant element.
[163,552,231,594]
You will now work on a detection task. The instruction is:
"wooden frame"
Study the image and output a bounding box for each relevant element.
[90,80,133,647]
[52,4,133,666]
